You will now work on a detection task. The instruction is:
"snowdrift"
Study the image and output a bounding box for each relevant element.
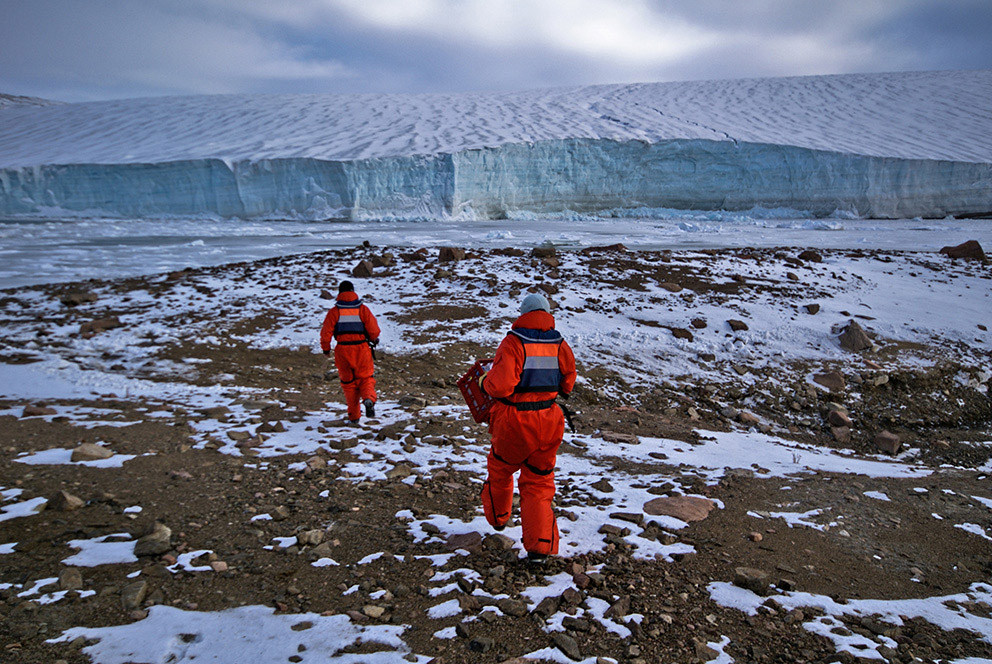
[1,70,991,220]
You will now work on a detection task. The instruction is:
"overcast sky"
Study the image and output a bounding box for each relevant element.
[3,0,992,102]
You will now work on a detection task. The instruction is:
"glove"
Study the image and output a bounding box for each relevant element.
[323,350,330,356]
[369,338,379,349]
[558,390,570,400]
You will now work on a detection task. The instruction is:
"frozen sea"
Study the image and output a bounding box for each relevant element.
[1,214,990,290]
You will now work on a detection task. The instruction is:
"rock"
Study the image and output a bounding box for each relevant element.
[60,291,98,306]
[643,495,716,522]
[874,430,901,455]
[305,456,326,471]
[438,247,466,262]
[79,316,122,337]
[690,318,707,329]
[803,303,820,315]
[733,567,770,595]
[352,260,374,278]
[602,432,639,445]
[210,561,228,572]
[398,395,427,410]
[469,637,494,653]
[446,532,482,553]
[738,411,761,426]
[483,533,514,552]
[22,404,57,417]
[659,282,683,293]
[362,605,385,619]
[694,639,720,662]
[539,282,559,295]
[604,596,630,619]
[798,250,823,263]
[531,247,556,258]
[121,581,148,610]
[497,598,529,617]
[271,505,291,521]
[727,319,749,332]
[562,616,592,632]
[71,443,113,462]
[457,594,480,612]
[371,253,394,268]
[590,479,614,493]
[748,532,763,542]
[786,271,800,281]
[59,567,83,591]
[226,430,251,441]
[319,289,334,300]
[201,406,230,418]
[552,632,582,660]
[48,490,85,511]
[533,596,560,618]
[831,426,851,444]
[813,371,846,392]
[827,409,852,427]
[386,464,413,480]
[671,327,694,341]
[134,522,172,557]
[298,529,324,546]
[940,240,985,260]
[838,320,872,352]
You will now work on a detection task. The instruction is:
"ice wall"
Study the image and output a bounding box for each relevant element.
[2,138,990,220]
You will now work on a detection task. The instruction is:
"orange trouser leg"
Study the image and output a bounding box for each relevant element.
[481,450,516,529]
[357,374,376,403]
[519,466,559,555]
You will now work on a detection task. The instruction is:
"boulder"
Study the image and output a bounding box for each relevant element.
[551,632,582,661]
[446,531,482,553]
[22,405,57,417]
[659,282,683,293]
[803,303,820,315]
[438,247,466,262]
[79,316,121,337]
[371,253,394,268]
[531,247,557,258]
[60,291,98,307]
[643,495,715,522]
[798,250,823,263]
[874,430,901,455]
[121,581,148,611]
[831,426,852,444]
[827,409,852,427]
[319,289,334,300]
[352,260,374,278]
[134,522,172,557]
[48,490,85,511]
[71,443,113,462]
[727,319,749,332]
[838,320,872,352]
[59,567,83,591]
[691,318,707,329]
[398,395,427,410]
[813,371,846,392]
[733,567,770,595]
[671,327,694,341]
[940,240,985,261]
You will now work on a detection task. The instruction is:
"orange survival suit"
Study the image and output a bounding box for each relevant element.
[320,291,381,422]
[480,309,576,556]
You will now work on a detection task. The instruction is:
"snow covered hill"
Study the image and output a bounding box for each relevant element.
[1,70,991,220]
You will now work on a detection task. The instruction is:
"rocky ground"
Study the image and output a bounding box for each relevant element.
[1,244,991,664]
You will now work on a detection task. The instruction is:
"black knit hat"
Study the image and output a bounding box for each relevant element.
[338,281,354,293]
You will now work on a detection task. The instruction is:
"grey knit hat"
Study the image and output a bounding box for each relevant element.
[520,293,550,314]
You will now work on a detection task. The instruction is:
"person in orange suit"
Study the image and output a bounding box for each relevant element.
[320,281,381,422]
[480,292,576,563]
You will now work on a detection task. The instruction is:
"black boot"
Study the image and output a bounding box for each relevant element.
[363,399,375,418]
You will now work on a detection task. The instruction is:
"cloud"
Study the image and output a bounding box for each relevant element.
[0,0,352,100]
[1,0,991,101]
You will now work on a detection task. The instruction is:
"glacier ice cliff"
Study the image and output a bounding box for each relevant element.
[2,138,990,220]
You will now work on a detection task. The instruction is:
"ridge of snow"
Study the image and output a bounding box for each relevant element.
[1,70,991,168]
